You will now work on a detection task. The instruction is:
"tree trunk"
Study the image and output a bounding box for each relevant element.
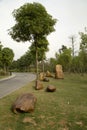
[35,42,39,80]
[42,59,44,73]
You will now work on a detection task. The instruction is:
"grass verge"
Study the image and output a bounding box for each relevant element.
[0,73,87,130]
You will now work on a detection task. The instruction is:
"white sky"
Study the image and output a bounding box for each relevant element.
[0,0,87,60]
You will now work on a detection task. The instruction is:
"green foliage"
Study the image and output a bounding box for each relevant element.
[0,42,14,73]
[46,29,87,73]
[49,58,57,72]
[17,51,34,72]
[57,46,72,72]
[2,47,14,66]
[79,51,87,72]
[0,42,3,67]
[1,47,14,72]
[9,2,57,42]
[79,31,87,72]
[79,32,87,51]
[29,36,49,61]
[9,60,18,72]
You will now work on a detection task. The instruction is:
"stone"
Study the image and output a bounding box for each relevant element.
[55,64,64,79]
[46,71,53,77]
[12,93,37,113]
[46,85,56,92]
[39,72,45,81]
[43,77,49,82]
[23,117,37,126]
[35,80,43,90]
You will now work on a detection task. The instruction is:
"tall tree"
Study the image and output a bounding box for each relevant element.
[8,2,56,80]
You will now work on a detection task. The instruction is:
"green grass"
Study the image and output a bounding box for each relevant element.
[0,73,87,130]
[0,76,8,79]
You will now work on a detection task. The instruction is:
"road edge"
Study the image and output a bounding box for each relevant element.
[0,73,16,82]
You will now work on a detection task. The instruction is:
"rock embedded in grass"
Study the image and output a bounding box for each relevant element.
[43,77,49,82]
[35,80,43,90]
[12,93,37,113]
[46,85,56,92]
[55,64,64,79]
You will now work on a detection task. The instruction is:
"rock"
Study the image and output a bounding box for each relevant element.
[23,117,37,126]
[39,73,49,82]
[35,80,43,90]
[43,77,49,82]
[46,85,56,92]
[55,64,64,79]
[12,93,37,113]
[46,71,53,77]
[39,72,45,81]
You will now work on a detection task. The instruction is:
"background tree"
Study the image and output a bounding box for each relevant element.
[9,2,57,80]
[69,35,76,57]
[0,42,3,68]
[1,47,14,72]
[79,29,87,73]
[16,51,34,72]
[49,57,57,72]
[57,45,72,72]
[10,60,18,72]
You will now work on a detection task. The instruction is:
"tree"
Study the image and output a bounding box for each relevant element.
[10,60,18,72]
[59,45,67,54]
[57,46,72,72]
[69,35,76,57]
[0,42,3,68]
[29,37,49,73]
[1,47,14,72]
[49,58,57,72]
[79,29,87,73]
[79,31,87,52]
[16,50,34,72]
[8,2,57,80]
[29,37,49,61]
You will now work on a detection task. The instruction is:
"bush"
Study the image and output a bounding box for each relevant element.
[0,70,9,76]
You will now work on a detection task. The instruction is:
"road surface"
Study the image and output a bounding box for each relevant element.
[0,73,36,99]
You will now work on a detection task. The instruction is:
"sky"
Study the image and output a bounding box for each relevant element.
[0,0,87,60]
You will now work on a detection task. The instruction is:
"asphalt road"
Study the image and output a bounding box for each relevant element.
[0,73,36,99]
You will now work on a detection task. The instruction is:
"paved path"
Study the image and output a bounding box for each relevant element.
[0,73,36,99]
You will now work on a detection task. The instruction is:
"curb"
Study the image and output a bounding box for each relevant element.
[0,74,16,82]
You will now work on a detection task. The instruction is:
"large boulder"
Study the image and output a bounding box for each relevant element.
[55,64,64,79]
[12,93,37,113]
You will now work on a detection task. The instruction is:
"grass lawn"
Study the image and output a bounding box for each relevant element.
[0,76,8,79]
[0,73,87,130]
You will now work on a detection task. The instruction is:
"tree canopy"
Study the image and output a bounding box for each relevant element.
[0,42,14,74]
[29,36,49,61]
[1,47,14,71]
[9,2,57,42]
